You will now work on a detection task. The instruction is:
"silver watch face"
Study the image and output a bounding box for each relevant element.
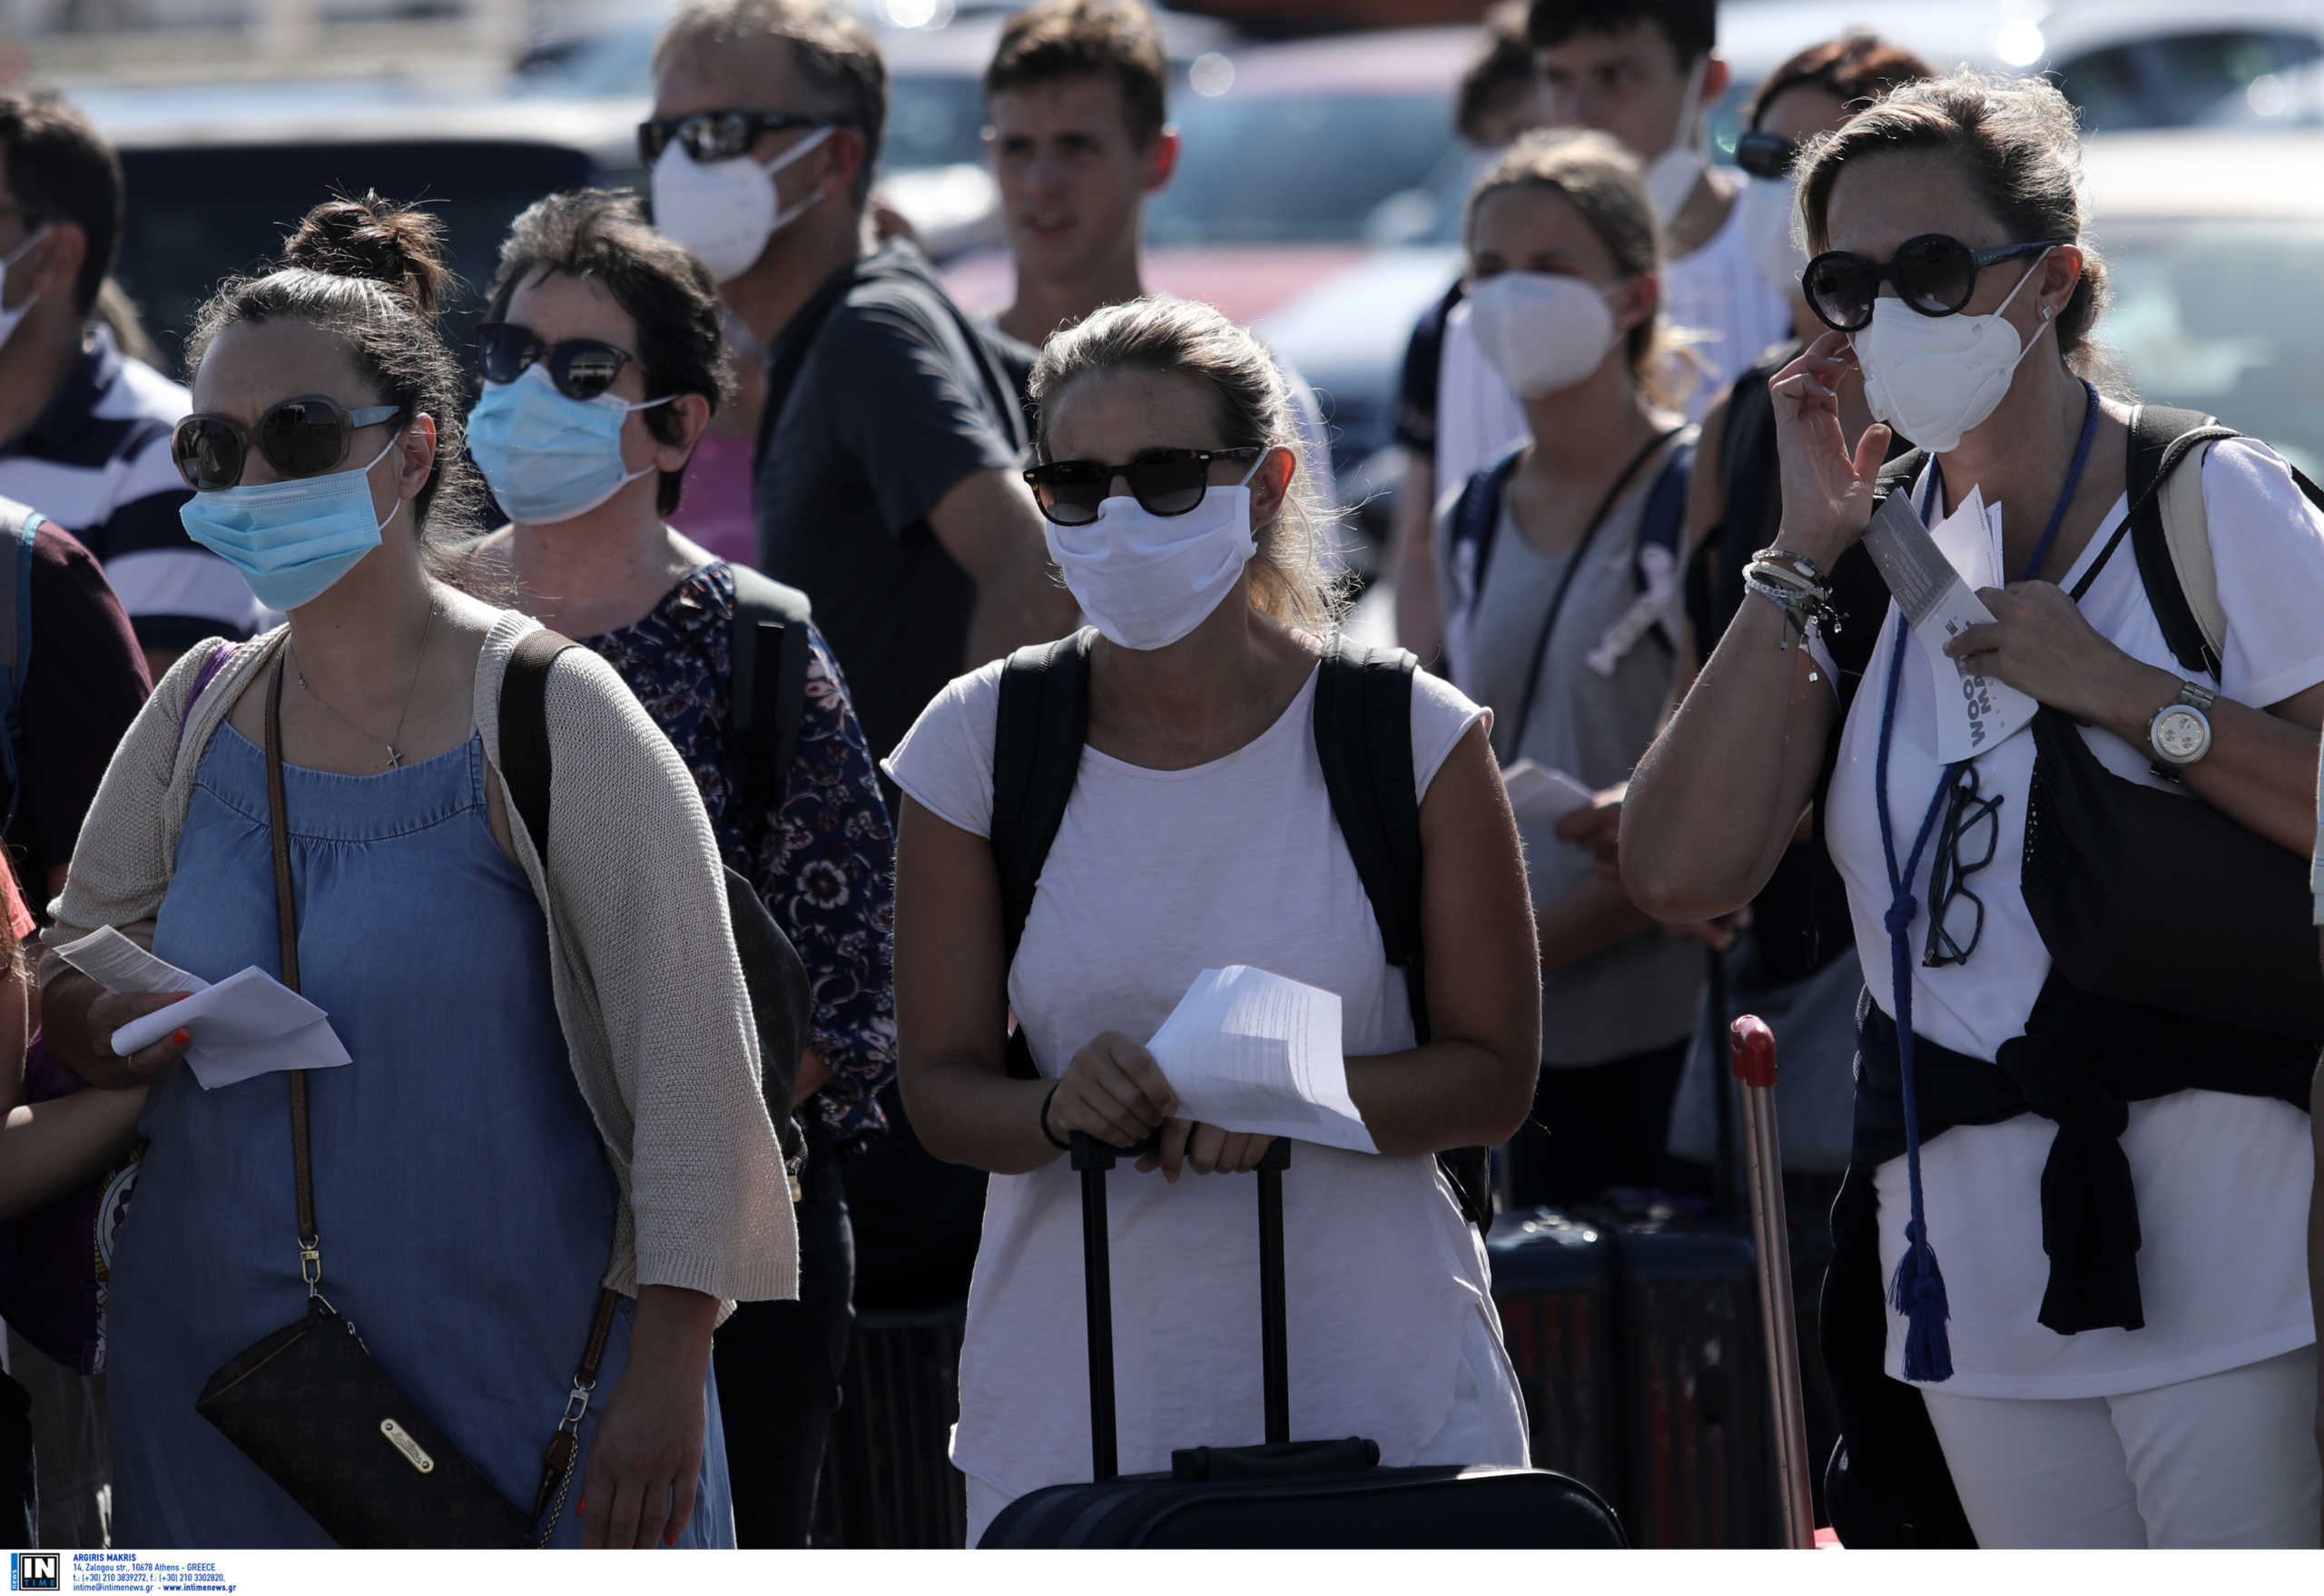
[2153,705,2211,764]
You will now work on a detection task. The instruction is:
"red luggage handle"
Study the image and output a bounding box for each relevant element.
[1728,1015,1817,1550]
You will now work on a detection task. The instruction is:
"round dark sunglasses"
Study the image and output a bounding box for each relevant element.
[637,109,823,166]
[172,395,403,493]
[1024,447,1264,527]
[476,321,635,402]
[1735,129,1798,182]
[1802,234,2060,333]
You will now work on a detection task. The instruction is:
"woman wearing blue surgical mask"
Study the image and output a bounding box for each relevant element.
[1624,74,2324,1548]
[886,296,1538,1543]
[34,193,796,1549]
[1433,129,1718,1208]
[464,189,894,1551]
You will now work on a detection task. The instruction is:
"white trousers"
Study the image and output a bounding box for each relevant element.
[1920,1345,2321,1548]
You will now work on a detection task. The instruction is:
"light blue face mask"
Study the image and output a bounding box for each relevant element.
[179,430,403,612]
[466,362,673,526]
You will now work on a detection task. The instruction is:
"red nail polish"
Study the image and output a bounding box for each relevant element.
[577,1496,586,1515]
[172,1030,192,1047]
[665,1531,678,1547]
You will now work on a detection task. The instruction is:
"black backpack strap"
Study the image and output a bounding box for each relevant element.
[498,628,577,859]
[990,628,1097,1079]
[726,565,815,827]
[1450,442,1524,611]
[1313,637,1493,1231]
[2122,405,2238,679]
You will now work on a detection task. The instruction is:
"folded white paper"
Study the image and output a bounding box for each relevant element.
[1146,965,1377,1155]
[1860,488,2038,763]
[1501,760,1598,829]
[58,929,352,1092]
[54,926,205,998]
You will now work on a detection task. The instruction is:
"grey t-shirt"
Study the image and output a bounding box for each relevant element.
[1457,459,1704,1067]
[754,243,1024,759]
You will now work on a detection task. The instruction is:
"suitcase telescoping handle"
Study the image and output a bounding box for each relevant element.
[1729,1016,1816,1549]
[1070,1130,1293,1483]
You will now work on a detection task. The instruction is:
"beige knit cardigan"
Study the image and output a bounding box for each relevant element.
[40,610,799,1311]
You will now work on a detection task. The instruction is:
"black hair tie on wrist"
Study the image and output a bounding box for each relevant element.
[1039,1082,1070,1152]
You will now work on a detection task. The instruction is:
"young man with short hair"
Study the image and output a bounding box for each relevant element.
[648,0,1076,1548]
[0,93,260,679]
[979,0,1336,503]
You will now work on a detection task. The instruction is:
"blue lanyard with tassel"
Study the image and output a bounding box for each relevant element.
[1872,379,2099,1383]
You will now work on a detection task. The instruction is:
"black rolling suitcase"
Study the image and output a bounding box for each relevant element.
[978,1134,1626,1549]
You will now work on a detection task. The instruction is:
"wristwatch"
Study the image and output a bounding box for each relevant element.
[2147,679,2216,780]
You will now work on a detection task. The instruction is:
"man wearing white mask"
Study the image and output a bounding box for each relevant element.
[649,0,1078,766]
[1403,0,1787,656]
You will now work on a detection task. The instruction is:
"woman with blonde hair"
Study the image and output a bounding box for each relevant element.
[1436,128,1711,1207]
[888,294,1539,1543]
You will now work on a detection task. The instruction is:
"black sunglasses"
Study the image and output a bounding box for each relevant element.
[476,321,636,402]
[1802,234,2059,333]
[172,395,403,493]
[1025,447,1265,527]
[1735,129,1798,182]
[1924,763,2003,969]
[638,109,825,166]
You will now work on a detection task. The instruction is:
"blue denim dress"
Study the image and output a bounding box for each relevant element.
[108,724,733,1548]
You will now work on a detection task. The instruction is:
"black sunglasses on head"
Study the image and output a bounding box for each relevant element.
[1802,234,2060,333]
[1025,447,1265,527]
[638,109,826,165]
[172,395,403,493]
[1735,129,1799,182]
[476,321,636,402]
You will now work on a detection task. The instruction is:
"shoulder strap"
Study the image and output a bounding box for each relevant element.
[752,267,856,477]
[1312,637,1492,1230]
[2123,404,2239,679]
[990,629,1095,1081]
[498,629,577,860]
[726,566,815,827]
[1633,438,1694,586]
[1451,441,1525,606]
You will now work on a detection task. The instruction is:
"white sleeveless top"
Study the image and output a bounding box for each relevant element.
[884,656,1524,1499]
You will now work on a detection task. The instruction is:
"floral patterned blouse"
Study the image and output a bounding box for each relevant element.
[581,563,896,1150]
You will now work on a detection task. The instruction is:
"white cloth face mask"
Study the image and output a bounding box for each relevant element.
[1042,458,1266,651]
[1851,249,2056,454]
[0,225,53,354]
[1465,271,1622,399]
[650,125,835,283]
[1738,174,1807,303]
[1642,57,1709,226]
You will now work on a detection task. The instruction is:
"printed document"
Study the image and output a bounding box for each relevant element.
[55,926,352,1091]
[1502,760,1597,828]
[1861,488,2038,762]
[1145,966,1377,1155]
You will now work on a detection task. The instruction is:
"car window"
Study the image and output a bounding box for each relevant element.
[2054,30,2323,132]
[116,141,608,374]
[1147,90,1454,246]
[2093,217,2324,477]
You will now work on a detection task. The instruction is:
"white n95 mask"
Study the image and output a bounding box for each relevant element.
[1465,272,1622,399]
[1043,459,1265,652]
[1852,250,2055,454]
[650,126,834,283]
[1642,56,1709,225]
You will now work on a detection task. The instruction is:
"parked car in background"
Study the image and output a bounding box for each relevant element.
[76,80,635,390]
[2078,127,2324,478]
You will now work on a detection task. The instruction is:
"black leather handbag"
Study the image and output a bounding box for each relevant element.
[192,657,616,1549]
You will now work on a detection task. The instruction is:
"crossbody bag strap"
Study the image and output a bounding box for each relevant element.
[261,658,323,1297]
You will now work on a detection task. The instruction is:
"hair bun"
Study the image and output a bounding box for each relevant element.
[282,192,449,317]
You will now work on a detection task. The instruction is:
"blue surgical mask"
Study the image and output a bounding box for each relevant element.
[466,363,672,526]
[180,431,403,612]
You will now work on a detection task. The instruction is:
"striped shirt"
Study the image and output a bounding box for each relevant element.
[0,325,266,653]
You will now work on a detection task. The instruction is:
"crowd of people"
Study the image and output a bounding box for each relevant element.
[0,0,2318,1555]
